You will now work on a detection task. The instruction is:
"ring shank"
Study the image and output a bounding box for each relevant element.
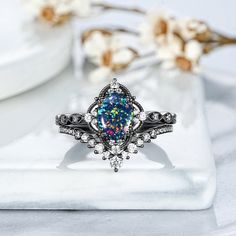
[56,111,176,136]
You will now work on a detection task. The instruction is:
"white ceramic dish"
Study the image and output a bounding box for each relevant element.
[0,65,215,210]
[0,1,73,100]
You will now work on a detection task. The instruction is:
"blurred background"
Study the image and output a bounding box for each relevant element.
[0,0,236,235]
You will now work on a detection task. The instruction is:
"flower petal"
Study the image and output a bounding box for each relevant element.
[88,67,112,83]
[185,40,202,61]
[72,0,91,17]
[83,32,109,58]
[112,48,136,64]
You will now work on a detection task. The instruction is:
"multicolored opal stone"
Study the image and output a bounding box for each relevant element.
[97,92,134,144]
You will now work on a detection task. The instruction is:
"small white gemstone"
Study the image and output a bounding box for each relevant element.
[91,110,97,117]
[91,119,97,125]
[110,80,119,89]
[60,115,68,124]
[74,130,81,139]
[152,112,160,121]
[81,133,89,142]
[128,143,137,153]
[68,129,74,135]
[71,114,78,123]
[139,112,146,121]
[95,143,104,154]
[116,88,122,93]
[84,113,92,123]
[111,145,121,154]
[143,133,151,142]
[103,151,110,159]
[121,151,128,158]
[150,130,156,138]
[136,138,144,147]
[164,113,172,122]
[88,139,95,147]
[110,156,123,170]
[160,128,165,133]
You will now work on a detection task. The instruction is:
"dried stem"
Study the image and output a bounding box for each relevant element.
[218,36,236,45]
[113,27,139,36]
[202,31,236,54]
[203,32,236,45]
[92,2,146,15]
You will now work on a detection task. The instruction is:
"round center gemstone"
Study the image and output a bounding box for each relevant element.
[97,92,134,143]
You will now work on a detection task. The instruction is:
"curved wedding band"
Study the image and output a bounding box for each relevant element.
[56,79,176,172]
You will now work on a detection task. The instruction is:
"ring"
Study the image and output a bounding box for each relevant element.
[56,79,176,172]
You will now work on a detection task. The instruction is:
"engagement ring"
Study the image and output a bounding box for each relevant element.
[56,79,176,172]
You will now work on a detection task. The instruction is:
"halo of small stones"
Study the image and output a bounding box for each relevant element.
[79,78,149,172]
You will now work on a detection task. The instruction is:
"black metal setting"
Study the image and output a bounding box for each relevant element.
[55,78,177,172]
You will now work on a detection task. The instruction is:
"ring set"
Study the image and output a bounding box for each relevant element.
[56,79,176,172]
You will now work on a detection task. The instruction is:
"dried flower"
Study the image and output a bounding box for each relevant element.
[139,9,174,45]
[140,10,209,72]
[175,19,212,42]
[23,0,93,25]
[82,30,138,82]
[160,39,202,72]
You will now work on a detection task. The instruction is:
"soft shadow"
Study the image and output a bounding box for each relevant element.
[57,143,90,170]
[141,142,174,169]
[203,74,236,110]
[58,142,174,170]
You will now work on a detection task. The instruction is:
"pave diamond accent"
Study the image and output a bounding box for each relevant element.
[164,112,172,123]
[102,151,110,160]
[136,138,144,147]
[143,133,151,142]
[70,114,80,123]
[152,112,160,121]
[139,111,146,121]
[59,127,74,135]
[59,115,68,125]
[84,113,92,123]
[95,143,104,154]
[109,156,123,172]
[128,143,137,153]
[111,145,121,154]
[156,125,173,135]
[81,133,89,142]
[121,151,129,159]
[110,78,119,89]
[74,130,81,139]
[88,139,96,147]
[150,129,157,138]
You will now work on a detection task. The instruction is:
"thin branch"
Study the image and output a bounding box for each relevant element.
[92,2,146,15]
[113,27,139,36]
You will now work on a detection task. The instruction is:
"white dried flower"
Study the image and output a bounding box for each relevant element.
[156,34,183,61]
[160,40,203,72]
[139,9,175,45]
[175,19,212,41]
[22,0,94,25]
[82,30,138,82]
